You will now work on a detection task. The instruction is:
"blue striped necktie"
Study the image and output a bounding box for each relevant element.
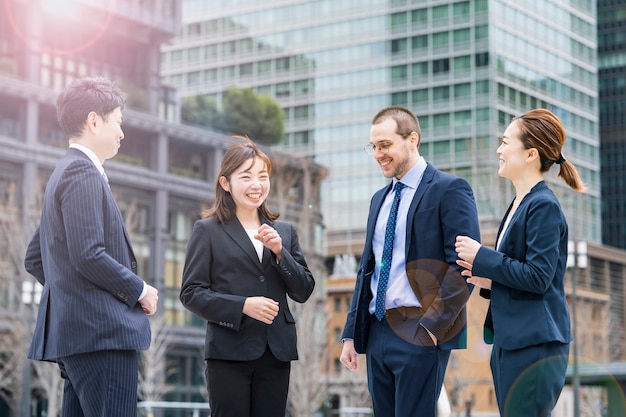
[375,181,406,320]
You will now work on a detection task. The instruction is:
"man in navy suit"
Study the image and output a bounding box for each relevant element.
[24,77,158,417]
[340,106,480,416]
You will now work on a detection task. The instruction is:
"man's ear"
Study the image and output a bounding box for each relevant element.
[86,111,99,133]
[218,176,230,192]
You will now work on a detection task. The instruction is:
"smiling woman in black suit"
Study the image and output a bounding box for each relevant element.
[180,137,315,417]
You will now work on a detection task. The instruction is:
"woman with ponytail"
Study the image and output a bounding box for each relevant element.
[454,109,584,417]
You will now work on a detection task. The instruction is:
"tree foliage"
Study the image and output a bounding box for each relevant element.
[180,87,285,146]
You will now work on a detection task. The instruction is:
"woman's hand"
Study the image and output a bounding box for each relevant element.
[455,256,492,289]
[255,224,282,259]
[243,296,279,324]
[455,235,481,263]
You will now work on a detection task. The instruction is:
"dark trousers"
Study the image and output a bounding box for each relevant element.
[491,341,570,417]
[57,350,139,417]
[366,310,451,417]
[206,345,290,417]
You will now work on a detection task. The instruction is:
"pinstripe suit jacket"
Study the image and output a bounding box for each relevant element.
[25,148,150,361]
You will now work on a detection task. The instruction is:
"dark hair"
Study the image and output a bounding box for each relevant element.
[202,136,279,223]
[56,77,126,138]
[513,109,585,192]
[372,106,421,146]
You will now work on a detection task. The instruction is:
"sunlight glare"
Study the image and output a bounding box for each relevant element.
[42,0,80,18]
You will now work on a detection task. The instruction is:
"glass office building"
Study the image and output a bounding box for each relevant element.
[161,0,600,254]
[599,0,626,249]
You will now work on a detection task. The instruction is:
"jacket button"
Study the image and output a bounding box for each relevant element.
[259,276,265,283]
[131,261,137,269]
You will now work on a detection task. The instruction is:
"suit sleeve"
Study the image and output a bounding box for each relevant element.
[472,198,563,294]
[60,161,144,306]
[420,177,480,342]
[24,226,45,284]
[179,220,248,331]
[272,223,315,303]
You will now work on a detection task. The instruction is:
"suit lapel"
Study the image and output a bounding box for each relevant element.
[364,183,392,254]
[223,217,265,271]
[404,163,435,251]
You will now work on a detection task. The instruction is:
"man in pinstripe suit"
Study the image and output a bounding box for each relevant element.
[24,77,158,417]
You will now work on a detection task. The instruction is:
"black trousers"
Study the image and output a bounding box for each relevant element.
[57,350,139,417]
[206,345,290,417]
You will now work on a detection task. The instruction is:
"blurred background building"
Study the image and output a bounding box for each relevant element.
[599,0,626,250]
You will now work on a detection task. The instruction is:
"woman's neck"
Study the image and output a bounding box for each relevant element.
[236,208,261,229]
[511,173,543,201]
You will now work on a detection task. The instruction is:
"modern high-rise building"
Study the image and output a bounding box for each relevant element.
[598,0,626,249]
[162,0,601,259]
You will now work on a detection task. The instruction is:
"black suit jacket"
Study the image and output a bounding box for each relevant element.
[342,163,481,352]
[24,148,150,361]
[180,216,315,362]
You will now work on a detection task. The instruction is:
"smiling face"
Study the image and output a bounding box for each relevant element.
[219,156,270,215]
[497,120,532,181]
[369,118,419,179]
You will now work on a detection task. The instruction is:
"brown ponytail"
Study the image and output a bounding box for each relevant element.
[513,109,586,192]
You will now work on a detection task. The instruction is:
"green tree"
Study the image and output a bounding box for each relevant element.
[221,87,285,145]
[180,95,221,129]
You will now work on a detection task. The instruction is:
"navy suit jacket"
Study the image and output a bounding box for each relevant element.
[180,216,315,362]
[342,163,480,352]
[25,148,150,361]
[473,181,572,349]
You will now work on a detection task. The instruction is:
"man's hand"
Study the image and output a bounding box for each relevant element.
[139,284,158,315]
[340,339,358,371]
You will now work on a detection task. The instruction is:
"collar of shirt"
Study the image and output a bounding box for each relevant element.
[394,156,427,190]
[69,143,105,175]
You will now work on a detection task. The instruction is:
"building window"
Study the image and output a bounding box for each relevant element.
[454,83,471,98]
[433,58,450,74]
[475,52,489,67]
[294,105,309,119]
[276,57,290,72]
[391,12,407,29]
[294,80,310,95]
[453,1,470,17]
[412,62,428,78]
[454,55,471,71]
[432,32,449,48]
[453,28,471,44]
[334,297,341,312]
[412,88,429,103]
[391,38,408,54]
[276,82,290,97]
[412,9,428,24]
[412,35,428,50]
[434,113,450,128]
[258,60,271,74]
[392,91,408,106]
[433,86,450,101]
[240,63,253,76]
[392,65,408,81]
[432,5,449,21]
